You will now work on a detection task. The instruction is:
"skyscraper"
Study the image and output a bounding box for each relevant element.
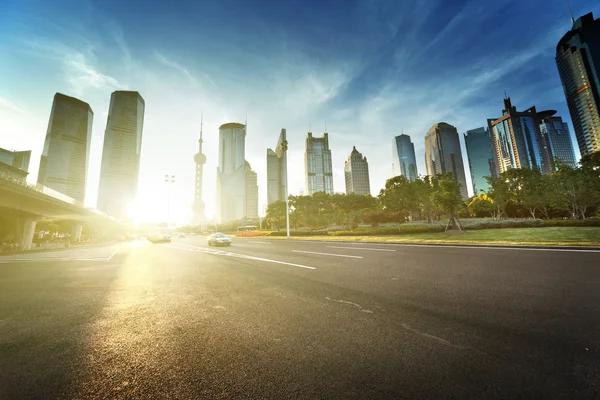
[539,116,577,169]
[97,91,145,220]
[266,129,288,205]
[392,134,418,181]
[424,122,468,199]
[556,12,600,156]
[245,161,259,218]
[304,132,333,195]
[488,97,558,175]
[344,146,371,195]
[464,127,496,194]
[216,122,256,223]
[37,93,93,203]
[192,116,207,225]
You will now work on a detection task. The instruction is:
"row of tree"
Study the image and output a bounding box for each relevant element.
[265,152,600,230]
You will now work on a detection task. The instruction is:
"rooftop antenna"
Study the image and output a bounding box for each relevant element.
[566,0,575,25]
[324,119,327,133]
[504,89,508,99]
[308,120,311,133]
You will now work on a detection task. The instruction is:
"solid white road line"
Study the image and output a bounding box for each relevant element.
[326,246,396,252]
[292,250,363,259]
[164,244,316,270]
[105,245,122,261]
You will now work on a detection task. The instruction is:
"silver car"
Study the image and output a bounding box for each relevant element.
[207,232,232,246]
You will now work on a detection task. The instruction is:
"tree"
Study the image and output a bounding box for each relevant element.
[486,175,511,220]
[431,174,465,231]
[378,176,415,231]
[550,164,600,219]
[363,211,388,228]
[266,201,287,230]
[468,193,495,218]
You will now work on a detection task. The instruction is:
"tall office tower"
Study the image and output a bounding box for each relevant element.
[216,122,248,223]
[0,148,31,173]
[556,12,600,156]
[37,93,93,203]
[266,129,288,205]
[539,116,577,169]
[464,127,496,194]
[344,146,371,195]
[97,91,145,220]
[424,122,469,199]
[392,134,418,181]
[304,132,333,195]
[245,161,259,218]
[192,116,207,225]
[487,97,558,176]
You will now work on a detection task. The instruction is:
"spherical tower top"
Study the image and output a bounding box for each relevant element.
[194,153,206,165]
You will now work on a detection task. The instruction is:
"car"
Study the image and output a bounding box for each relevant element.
[178,233,186,238]
[207,232,232,246]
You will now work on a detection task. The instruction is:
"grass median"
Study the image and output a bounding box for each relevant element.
[253,227,600,247]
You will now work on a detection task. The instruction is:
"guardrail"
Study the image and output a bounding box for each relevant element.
[0,170,84,207]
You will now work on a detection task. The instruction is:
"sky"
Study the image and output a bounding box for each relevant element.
[1,0,599,224]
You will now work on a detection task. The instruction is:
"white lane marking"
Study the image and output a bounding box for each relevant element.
[251,241,271,244]
[271,239,600,253]
[325,297,373,313]
[105,245,122,260]
[292,250,363,259]
[326,246,396,252]
[163,244,316,270]
[400,323,482,353]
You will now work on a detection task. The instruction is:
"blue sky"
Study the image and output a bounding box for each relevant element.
[1,0,598,223]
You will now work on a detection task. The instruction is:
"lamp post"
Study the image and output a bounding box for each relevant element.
[165,174,175,231]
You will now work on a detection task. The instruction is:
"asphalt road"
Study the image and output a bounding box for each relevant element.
[1,237,599,399]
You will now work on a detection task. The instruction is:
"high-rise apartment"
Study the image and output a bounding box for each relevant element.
[488,97,567,175]
[539,116,577,169]
[304,132,333,195]
[216,122,258,223]
[464,127,496,194]
[37,93,93,203]
[344,146,371,195]
[392,134,418,181]
[245,161,259,218]
[266,129,288,205]
[97,91,145,220]
[556,12,600,156]
[424,122,468,199]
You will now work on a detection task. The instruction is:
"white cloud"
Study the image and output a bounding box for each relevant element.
[64,53,124,95]
[0,97,26,114]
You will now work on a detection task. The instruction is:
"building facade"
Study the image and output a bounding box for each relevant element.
[488,97,571,176]
[424,122,468,199]
[304,132,333,195]
[392,134,418,181]
[216,122,256,223]
[344,146,371,195]
[37,93,93,204]
[97,91,145,220]
[245,161,259,219]
[464,127,496,194]
[539,116,577,169]
[556,12,600,156]
[266,129,288,205]
[0,148,31,173]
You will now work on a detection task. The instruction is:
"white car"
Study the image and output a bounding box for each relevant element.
[207,232,232,246]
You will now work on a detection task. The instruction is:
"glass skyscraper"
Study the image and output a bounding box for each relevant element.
[488,97,552,175]
[556,12,600,156]
[392,134,418,181]
[464,127,496,194]
[425,122,468,199]
[539,116,577,169]
[266,129,288,205]
[97,91,145,220]
[304,132,333,195]
[37,93,93,204]
[344,146,371,195]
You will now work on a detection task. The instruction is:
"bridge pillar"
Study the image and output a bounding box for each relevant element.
[17,217,37,251]
[71,223,83,243]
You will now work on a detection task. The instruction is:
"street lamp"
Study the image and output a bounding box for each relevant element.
[165,174,175,231]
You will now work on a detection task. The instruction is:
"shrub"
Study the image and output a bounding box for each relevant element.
[268,230,329,237]
[542,218,600,227]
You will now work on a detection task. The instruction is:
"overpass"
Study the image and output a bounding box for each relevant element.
[0,171,120,250]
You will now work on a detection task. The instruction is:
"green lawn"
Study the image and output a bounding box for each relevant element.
[265,227,600,246]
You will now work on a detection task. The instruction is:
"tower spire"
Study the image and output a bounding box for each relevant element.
[566,0,575,25]
[200,112,203,141]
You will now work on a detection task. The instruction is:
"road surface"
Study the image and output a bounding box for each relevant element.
[1,236,599,399]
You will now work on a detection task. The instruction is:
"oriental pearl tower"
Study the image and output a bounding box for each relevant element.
[192,115,206,225]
